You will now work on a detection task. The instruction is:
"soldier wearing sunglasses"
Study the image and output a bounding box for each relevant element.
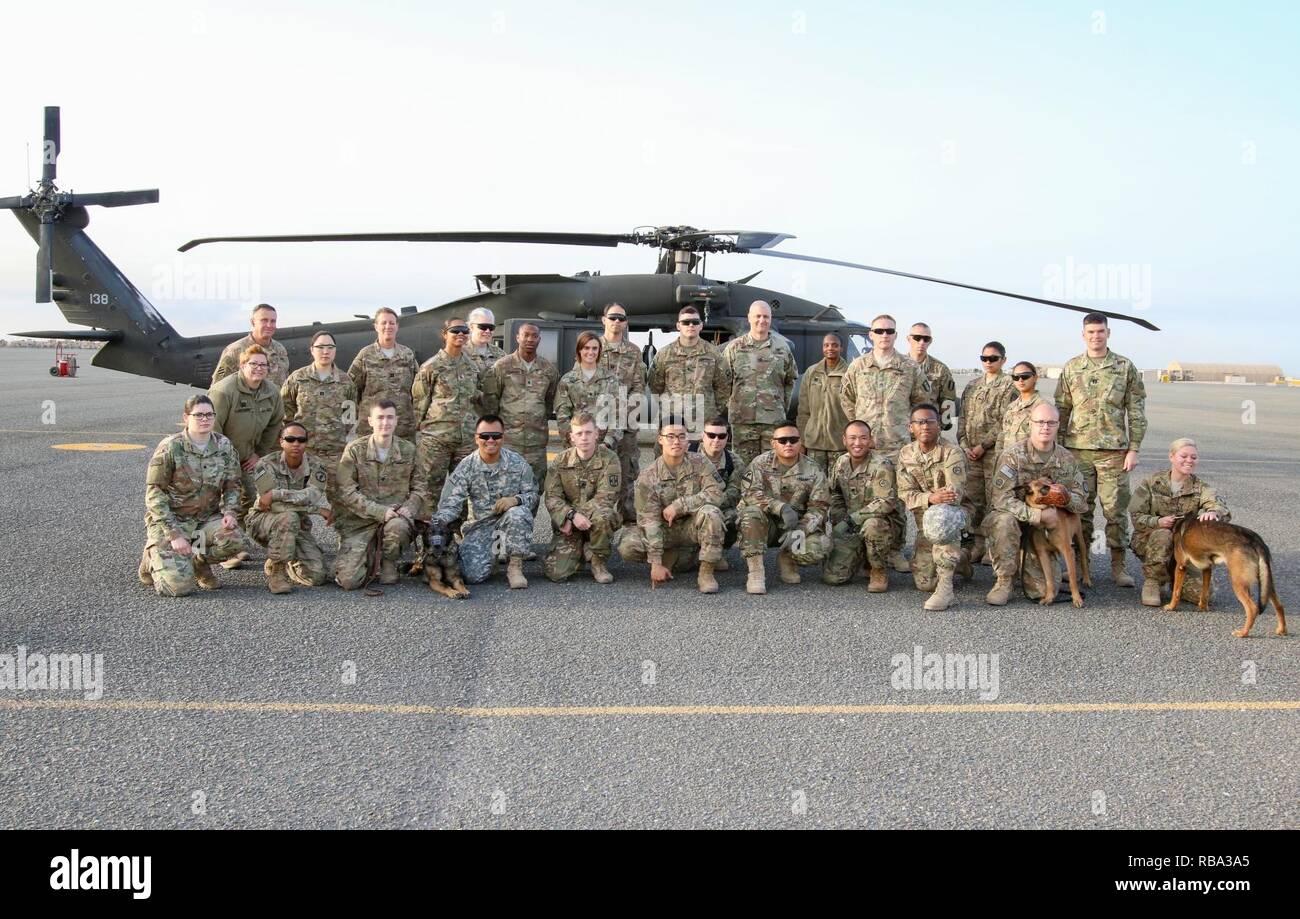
[684,416,747,570]
[597,302,649,522]
[905,323,957,437]
[246,421,331,594]
[411,318,484,510]
[649,305,731,441]
[996,361,1048,456]
[958,341,1016,564]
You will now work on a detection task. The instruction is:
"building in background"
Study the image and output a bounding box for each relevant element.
[1163,362,1285,384]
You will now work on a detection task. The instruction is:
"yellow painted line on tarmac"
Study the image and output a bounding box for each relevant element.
[0,428,167,437]
[51,442,147,452]
[1,698,1297,718]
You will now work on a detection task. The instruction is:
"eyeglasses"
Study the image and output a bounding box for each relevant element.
[474,323,495,331]
[246,362,269,370]
[678,318,702,326]
[909,334,932,343]
[1031,420,1059,427]
[188,411,216,420]
[871,328,897,335]
[311,343,336,350]
[476,431,504,441]
[1010,372,1036,381]
[703,431,728,439]
[910,418,939,426]
[447,327,470,335]
[659,432,688,442]
[606,314,628,322]
[282,435,308,444]
[979,355,1003,363]
[774,435,801,445]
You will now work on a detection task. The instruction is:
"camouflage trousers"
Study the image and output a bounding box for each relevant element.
[821,517,893,584]
[985,509,1061,601]
[417,431,475,511]
[613,433,641,521]
[544,509,620,581]
[1132,526,1213,603]
[247,511,327,585]
[334,516,415,590]
[145,516,250,597]
[460,506,536,584]
[804,449,844,475]
[908,506,968,591]
[618,506,725,565]
[962,449,998,539]
[1071,448,1132,551]
[880,445,907,553]
[732,424,780,466]
[506,441,549,499]
[737,508,830,565]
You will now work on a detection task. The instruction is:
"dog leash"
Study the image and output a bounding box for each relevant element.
[361,509,402,597]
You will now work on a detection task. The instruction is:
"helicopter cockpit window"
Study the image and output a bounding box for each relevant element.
[537,328,561,367]
[849,333,870,358]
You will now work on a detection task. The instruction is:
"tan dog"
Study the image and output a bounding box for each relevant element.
[1023,476,1092,608]
[422,520,470,599]
[1163,516,1286,638]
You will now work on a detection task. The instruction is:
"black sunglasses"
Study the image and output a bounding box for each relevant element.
[774,435,801,445]
[476,431,504,441]
[474,323,495,331]
[678,318,702,326]
[980,354,1003,362]
[447,326,470,335]
[606,314,628,321]
[282,435,308,444]
[909,334,932,343]
[703,430,728,439]
[1010,372,1036,381]
[871,327,896,335]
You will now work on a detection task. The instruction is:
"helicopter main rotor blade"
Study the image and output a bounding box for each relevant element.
[36,221,53,302]
[0,195,35,209]
[65,189,160,208]
[42,106,60,185]
[739,247,1161,331]
[178,230,637,253]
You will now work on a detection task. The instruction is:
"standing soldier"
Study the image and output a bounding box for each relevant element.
[481,322,560,490]
[958,341,1016,564]
[211,303,290,387]
[821,420,896,593]
[349,306,419,440]
[906,322,957,436]
[796,333,850,472]
[839,314,930,572]
[431,415,539,589]
[1056,312,1147,587]
[617,418,727,594]
[411,318,482,507]
[723,300,798,465]
[281,330,357,511]
[648,305,730,440]
[467,306,506,375]
[544,413,622,583]
[996,361,1048,457]
[333,401,426,590]
[139,394,250,596]
[246,422,332,594]
[896,404,975,610]
[597,302,649,521]
[689,416,747,568]
[737,422,831,594]
[554,332,622,449]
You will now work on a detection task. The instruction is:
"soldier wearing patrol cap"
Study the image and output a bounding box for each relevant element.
[543,412,622,583]
[246,421,332,593]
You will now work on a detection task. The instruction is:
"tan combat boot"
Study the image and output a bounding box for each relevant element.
[287,562,316,587]
[888,549,911,573]
[380,559,400,585]
[745,555,767,595]
[265,560,293,595]
[986,575,1014,606]
[1111,549,1135,587]
[220,550,249,571]
[589,555,614,584]
[506,556,529,589]
[777,549,801,584]
[138,548,152,586]
[697,561,719,594]
[193,559,220,591]
[1141,577,1162,607]
[924,570,956,611]
[867,567,889,593]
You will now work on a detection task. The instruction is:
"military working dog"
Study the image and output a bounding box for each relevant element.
[1163,516,1286,638]
[1023,476,1091,608]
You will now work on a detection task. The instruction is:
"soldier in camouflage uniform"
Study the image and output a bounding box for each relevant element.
[210,303,290,387]
[958,342,1016,562]
[1056,313,1147,587]
[348,307,420,440]
[984,403,1089,605]
[481,322,560,490]
[618,418,727,593]
[334,401,427,590]
[738,422,831,594]
[723,300,798,466]
[467,307,506,375]
[649,305,730,439]
[597,303,649,521]
[1130,437,1229,607]
[690,416,746,558]
[431,415,539,588]
[138,395,250,596]
[838,314,930,571]
[796,334,850,472]
[555,332,623,449]
[821,420,897,592]
[996,361,1048,456]
[896,405,975,610]
[906,323,958,438]
[281,330,357,510]
[246,422,332,593]
[411,318,483,508]
[543,413,622,583]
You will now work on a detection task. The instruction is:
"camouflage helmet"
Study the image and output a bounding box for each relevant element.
[922,503,968,544]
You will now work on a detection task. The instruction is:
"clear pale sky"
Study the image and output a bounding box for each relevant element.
[2,1,1296,371]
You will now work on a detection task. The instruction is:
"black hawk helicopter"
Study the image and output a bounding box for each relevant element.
[5,107,1158,389]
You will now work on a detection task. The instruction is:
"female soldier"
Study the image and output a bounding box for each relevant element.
[349,306,419,439]
[1130,437,1228,607]
[281,330,358,512]
[995,361,1048,457]
[138,394,250,596]
[554,331,622,449]
[958,341,1016,562]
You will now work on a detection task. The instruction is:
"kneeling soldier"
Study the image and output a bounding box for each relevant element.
[544,412,622,583]
[247,422,332,593]
[689,416,747,570]
[432,414,539,588]
[618,418,726,593]
[737,421,830,594]
[822,419,897,592]
[334,400,426,590]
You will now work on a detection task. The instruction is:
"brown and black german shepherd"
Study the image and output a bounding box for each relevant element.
[1163,515,1286,638]
[1023,476,1092,607]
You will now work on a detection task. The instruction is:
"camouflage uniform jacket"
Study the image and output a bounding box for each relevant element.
[896,441,974,517]
[649,338,730,425]
[348,342,420,439]
[996,391,1048,455]
[211,335,290,387]
[597,337,648,432]
[796,358,850,451]
[432,448,539,529]
[247,451,331,523]
[989,440,1089,525]
[739,452,830,532]
[468,341,506,375]
[554,365,623,442]
[208,372,284,461]
[828,452,897,527]
[411,349,483,444]
[722,333,797,425]
[544,445,621,529]
[280,364,357,458]
[1130,471,1229,535]
[1056,350,1148,451]
[633,454,726,554]
[958,373,1016,451]
[335,434,426,535]
[838,351,931,450]
[912,353,958,427]
[691,444,746,512]
[481,353,560,450]
[145,432,242,543]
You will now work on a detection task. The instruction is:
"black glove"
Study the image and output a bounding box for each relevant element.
[780,504,800,530]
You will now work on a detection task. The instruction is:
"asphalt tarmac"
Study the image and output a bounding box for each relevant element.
[1,350,1296,828]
